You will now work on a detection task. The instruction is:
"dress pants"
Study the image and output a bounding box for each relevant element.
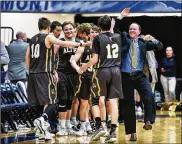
[121,71,156,135]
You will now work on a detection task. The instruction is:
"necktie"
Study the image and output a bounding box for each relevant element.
[131,40,138,68]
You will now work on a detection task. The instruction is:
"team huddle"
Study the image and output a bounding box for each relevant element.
[25,8,163,143]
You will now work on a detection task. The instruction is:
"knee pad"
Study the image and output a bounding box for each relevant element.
[67,100,73,110]
[92,96,100,106]
[57,100,67,112]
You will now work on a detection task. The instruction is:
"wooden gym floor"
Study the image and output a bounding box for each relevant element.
[1,110,181,144]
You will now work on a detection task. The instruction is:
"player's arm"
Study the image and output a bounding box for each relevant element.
[54,44,60,55]
[81,37,99,72]
[80,53,98,72]
[25,46,30,70]
[70,46,84,74]
[47,35,90,48]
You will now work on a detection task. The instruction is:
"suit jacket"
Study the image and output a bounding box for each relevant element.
[6,39,28,80]
[120,32,163,75]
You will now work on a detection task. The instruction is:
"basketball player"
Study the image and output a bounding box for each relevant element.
[81,15,124,143]
[25,17,89,141]
[55,21,84,136]
[70,24,101,135]
[50,21,62,38]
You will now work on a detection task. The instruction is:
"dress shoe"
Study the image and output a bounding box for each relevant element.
[143,121,152,130]
[130,133,137,141]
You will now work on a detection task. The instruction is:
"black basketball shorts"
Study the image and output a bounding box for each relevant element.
[75,72,93,100]
[57,72,78,101]
[27,73,57,106]
[90,66,124,99]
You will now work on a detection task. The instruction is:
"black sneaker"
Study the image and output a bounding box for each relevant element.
[105,132,117,143]
[92,128,107,141]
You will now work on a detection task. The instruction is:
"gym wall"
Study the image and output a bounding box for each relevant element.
[1,13,75,39]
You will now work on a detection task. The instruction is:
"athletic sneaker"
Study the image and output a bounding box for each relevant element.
[105,131,117,143]
[77,126,87,136]
[86,122,93,134]
[67,126,82,136]
[92,127,107,141]
[100,124,109,137]
[34,117,53,141]
[56,125,68,136]
[70,119,79,126]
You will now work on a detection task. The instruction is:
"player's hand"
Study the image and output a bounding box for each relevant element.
[76,66,83,74]
[120,8,130,18]
[144,34,155,42]
[110,18,116,33]
[81,64,88,72]
[54,71,59,83]
[82,41,91,47]
[161,68,166,72]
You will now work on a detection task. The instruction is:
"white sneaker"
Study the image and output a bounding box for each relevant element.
[34,117,46,135]
[35,129,54,141]
[71,120,78,126]
[77,129,87,136]
[67,127,82,136]
[35,128,55,137]
[103,126,109,137]
[86,122,92,131]
[56,125,68,136]
[86,122,93,134]
[56,128,68,136]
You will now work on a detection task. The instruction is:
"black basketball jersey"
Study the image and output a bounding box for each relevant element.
[57,38,80,73]
[29,33,54,73]
[92,32,121,68]
[80,46,93,73]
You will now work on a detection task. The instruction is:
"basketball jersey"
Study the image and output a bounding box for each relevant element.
[92,32,121,68]
[29,33,54,73]
[56,38,80,73]
[80,46,93,73]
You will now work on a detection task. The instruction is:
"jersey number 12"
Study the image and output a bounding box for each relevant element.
[31,44,40,58]
[106,44,119,59]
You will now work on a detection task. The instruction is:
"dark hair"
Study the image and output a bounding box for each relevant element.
[62,21,76,30]
[98,15,111,31]
[50,21,62,32]
[91,25,101,34]
[38,17,51,30]
[131,22,141,31]
[78,23,92,35]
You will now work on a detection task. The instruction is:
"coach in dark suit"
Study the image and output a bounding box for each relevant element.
[117,22,163,141]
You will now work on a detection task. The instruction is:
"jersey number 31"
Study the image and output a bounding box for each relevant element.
[31,44,40,58]
[106,44,119,59]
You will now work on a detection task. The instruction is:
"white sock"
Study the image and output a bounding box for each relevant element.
[101,121,106,128]
[66,120,71,126]
[71,116,77,121]
[58,119,66,128]
[108,115,111,121]
[86,117,89,123]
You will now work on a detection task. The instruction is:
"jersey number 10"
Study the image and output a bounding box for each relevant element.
[106,44,119,59]
[31,44,40,58]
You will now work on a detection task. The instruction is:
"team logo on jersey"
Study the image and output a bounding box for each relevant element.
[63,47,77,54]
[86,54,92,61]
[36,37,38,41]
